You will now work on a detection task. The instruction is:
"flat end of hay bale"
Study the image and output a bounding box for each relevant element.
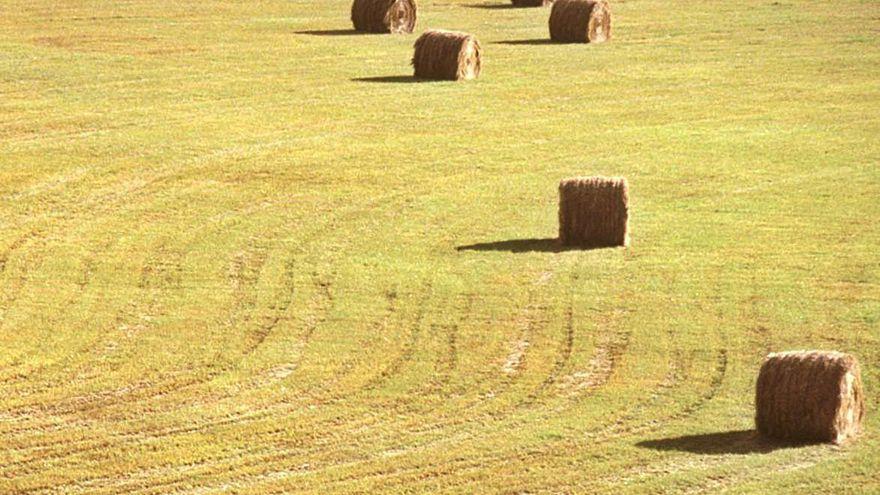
[756,350,865,444]
[412,29,482,81]
[558,176,629,248]
[549,0,612,43]
[351,0,417,34]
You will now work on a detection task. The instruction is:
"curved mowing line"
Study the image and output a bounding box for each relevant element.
[336,281,433,395]
[20,286,548,494]
[204,320,674,494]
[75,280,584,494]
[0,144,293,390]
[73,287,608,494]
[28,280,723,495]
[5,279,432,494]
[61,189,420,417]
[12,272,640,495]
[105,343,693,495]
[422,293,476,396]
[2,266,302,479]
[288,351,726,495]
[0,278,336,484]
[4,186,344,413]
[278,305,639,492]
[0,193,440,476]
[0,203,311,435]
[0,229,50,376]
[5,213,728,495]
[297,287,404,402]
[518,280,579,408]
[1,139,485,451]
[0,216,230,400]
[0,203,274,422]
[335,273,619,442]
[0,249,296,457]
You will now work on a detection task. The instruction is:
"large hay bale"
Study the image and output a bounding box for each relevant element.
[756,351,865,444]
[549,0,611,43]
[511,0,553,6]
[412,30,482,81]
[558,177,629,248]
[351,0,417,34]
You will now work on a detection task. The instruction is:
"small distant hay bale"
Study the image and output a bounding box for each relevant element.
[549,0,612,43]
[558,176,629,248]
[412,30,482,81]
[351,0,417,34]
[756,351,865,444]
[511,0,554,6]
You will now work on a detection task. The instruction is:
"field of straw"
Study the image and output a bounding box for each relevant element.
[0,0,878,493]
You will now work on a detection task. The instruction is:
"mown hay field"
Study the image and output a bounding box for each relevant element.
[0,0,878,493]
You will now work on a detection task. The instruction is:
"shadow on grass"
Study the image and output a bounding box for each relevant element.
[495,39,556,45]
[295,29,371,36]
[465,3,520,9]
[351,75,429,84]
[637,430,802,455]
[456,238,613,253]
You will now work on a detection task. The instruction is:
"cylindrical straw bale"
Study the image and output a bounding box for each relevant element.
[549,0,611,43]
[558,176,629,248]
[756,351,865,444]
[351,0,417,34]
[412,30,482,81]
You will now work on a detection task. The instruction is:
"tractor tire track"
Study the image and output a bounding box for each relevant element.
[0,193,431,481]
[35,286,544,494]
[82,287,588,494]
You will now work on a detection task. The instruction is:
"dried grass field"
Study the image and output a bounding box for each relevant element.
[1,0,879,493]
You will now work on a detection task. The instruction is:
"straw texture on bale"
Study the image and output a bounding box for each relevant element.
[351,0,417,34]
[756,351,865,444]
[558,177,629,248]
[549,0,611,43]
[412,30,482,81]
[511,0,553,6]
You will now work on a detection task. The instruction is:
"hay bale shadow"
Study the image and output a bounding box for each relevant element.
[495,39,557,45]
[352,75,431,83]
[636,430,802,455]
[296,29,372,36]
[456,238,611,253]
[465,3,520,9]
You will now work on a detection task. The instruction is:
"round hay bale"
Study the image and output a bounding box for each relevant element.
[756,351,865,444]
[549,0,611,43]
[512,0,554,6]
[558,176,629,248]
[412,30,482,81]
[351,0,417,34]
